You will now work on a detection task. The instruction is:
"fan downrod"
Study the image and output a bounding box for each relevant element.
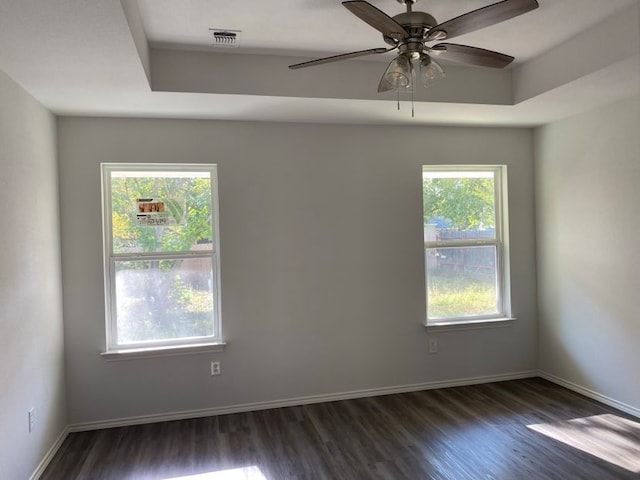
[386,0,439,51]
[397,0,415,12]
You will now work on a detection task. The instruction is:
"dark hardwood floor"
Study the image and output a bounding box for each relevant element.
[41,378,640,479]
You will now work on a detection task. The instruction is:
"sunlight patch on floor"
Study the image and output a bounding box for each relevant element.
[528,414,640,473]
[163,466,268,480]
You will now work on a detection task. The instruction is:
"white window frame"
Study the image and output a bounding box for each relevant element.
[101,163,223,356]
[423,165,511,327]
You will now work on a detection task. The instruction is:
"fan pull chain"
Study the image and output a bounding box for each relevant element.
[397,88,400,111]
[411,59,415,118]
[411,86,414,118]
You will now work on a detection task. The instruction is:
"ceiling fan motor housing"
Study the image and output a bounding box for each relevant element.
[393,11,437,31]
[384,11,438,57]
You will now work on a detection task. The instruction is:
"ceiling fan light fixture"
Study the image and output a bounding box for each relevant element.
[420,55,445,87]
[378,54,413,92]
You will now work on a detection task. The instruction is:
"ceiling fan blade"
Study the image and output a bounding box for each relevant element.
[342,1,407,40]
[427,0,539,41]
[431,43,514,68]
[288,47,389,70]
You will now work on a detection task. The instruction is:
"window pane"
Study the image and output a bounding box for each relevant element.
[114,258,215,344]
[110,171,213,254]
[423,171,496,241]
[426,246,498,319]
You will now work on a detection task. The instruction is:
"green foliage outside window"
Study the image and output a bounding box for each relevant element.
[111,175,213,254]
[423,176,495,230]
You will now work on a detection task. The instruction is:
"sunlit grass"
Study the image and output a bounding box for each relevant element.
[428,271,497,318]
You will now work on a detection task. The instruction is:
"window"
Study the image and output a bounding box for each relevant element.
[101,164,222,353]
[422,165,510,325]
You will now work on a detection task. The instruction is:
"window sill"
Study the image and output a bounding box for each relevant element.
[101,341,227,361]
[425,317,516,333]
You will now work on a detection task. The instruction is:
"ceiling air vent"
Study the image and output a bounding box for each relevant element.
[209,29,241,48]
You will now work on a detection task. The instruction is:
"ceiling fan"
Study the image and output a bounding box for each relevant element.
[289,0,539,94]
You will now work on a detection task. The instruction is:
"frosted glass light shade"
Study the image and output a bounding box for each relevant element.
[420,55,445,87]
[378,55,413,92]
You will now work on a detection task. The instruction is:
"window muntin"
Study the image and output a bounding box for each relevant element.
[423,166,509,324]
[102,164,221,351]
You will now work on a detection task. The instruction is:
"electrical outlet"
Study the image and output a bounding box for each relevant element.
[28,408,35,432]
[428,337,438,354]
[210,361,221,376]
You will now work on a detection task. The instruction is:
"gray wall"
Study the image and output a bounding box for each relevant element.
[57,118,538,425]
[535,94,640,412]
[0,71,66,479]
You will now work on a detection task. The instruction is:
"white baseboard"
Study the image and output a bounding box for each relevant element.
[30,427,69,480]
[539,371,640,419]
[68,370,538,432]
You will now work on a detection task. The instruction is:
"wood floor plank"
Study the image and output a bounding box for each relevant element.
[41,378,640,479]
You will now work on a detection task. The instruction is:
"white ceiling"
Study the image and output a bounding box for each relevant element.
[137,0,634,63]
[0,0,638,127]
